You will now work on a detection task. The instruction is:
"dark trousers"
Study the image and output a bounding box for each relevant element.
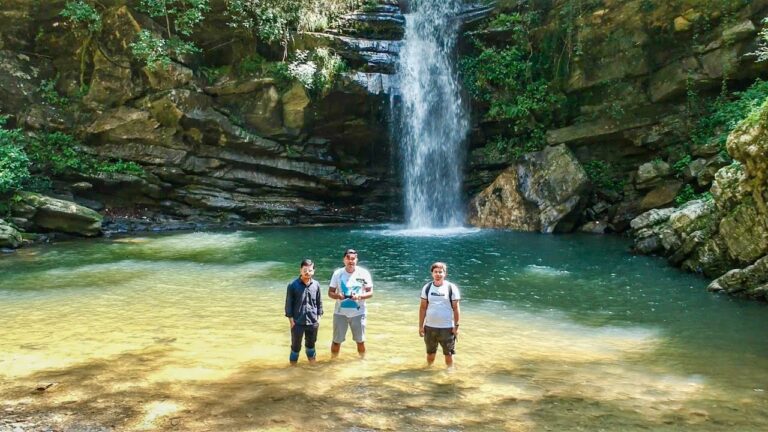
[291,323,319,353]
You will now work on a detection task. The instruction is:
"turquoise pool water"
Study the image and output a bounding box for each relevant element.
[1,227,766,431]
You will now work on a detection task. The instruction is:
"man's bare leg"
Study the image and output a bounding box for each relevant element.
[444,354,453,368]
[331,342,341,358]
[357,342,366,358]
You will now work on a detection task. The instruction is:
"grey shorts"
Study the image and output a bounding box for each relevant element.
[333,313,366,344]
[424,326,456,355]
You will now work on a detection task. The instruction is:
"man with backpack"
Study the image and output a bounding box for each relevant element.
[418,261,461,367]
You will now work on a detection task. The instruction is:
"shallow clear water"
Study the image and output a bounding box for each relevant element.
[1,227,767,431]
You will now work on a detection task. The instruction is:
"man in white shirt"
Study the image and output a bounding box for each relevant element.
[328,248,373,358]
[418,262,461,367]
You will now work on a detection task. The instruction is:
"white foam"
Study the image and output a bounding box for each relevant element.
[364,224,482,237]
[525,265,571,276]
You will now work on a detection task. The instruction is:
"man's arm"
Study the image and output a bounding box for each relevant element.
[285,283,295,328]
[452,299,461,335]
[328,285,341,299]
[418,298,428,337]
[316,282,323,317]
[328,271,342,299]
[356,271,373,300]
[357,282,373,300]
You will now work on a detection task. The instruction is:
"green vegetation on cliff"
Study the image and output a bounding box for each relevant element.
[672,78,768,204]
[462,0,765,167]
[0,118,31,195]
[460,11,565,159]
[60,1,103,86]
[60,1,102,35]
[226,0,362,44]
[582,160,625,193]
[691,80,768,154]
[285,48,346,96]
[129,0,210,70]
[57,1,357,91]
[0,116,143,196]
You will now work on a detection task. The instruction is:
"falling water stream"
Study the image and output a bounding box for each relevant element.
[394,0,469,228]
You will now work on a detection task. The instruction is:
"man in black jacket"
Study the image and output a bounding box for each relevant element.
[285,258,323,364]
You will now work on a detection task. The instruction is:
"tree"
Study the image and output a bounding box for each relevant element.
[59,0,103,87]
[0,117,30,195]
[130,0,211,70]
[753,18,768,62]
[225,0,361,55]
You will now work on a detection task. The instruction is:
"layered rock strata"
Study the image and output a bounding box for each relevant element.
[0,0,405,233]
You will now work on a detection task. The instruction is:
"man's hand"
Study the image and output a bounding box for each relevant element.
[418,326,425,337]
[289,318,295,329]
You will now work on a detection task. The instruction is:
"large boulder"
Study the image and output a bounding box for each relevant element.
[12,192,103,236]
[631,198,718,258]
[0,219,22,248]
[469,144,590,233]
[639,180,682,210]
[708,254,768,300]
[635,160,671,190]
[711,163,746,212]
[465,167,540,231]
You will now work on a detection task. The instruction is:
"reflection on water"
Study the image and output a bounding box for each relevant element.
[1,228,767,431]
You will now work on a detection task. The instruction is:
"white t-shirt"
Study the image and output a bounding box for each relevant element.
[421,281,460,328]
[330,266,373,317]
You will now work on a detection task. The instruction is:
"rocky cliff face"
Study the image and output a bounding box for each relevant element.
[0,0,404,230]
[466,0,768,234]
[631,100,768,300]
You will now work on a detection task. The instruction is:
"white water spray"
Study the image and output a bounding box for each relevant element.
[394,0,470,228]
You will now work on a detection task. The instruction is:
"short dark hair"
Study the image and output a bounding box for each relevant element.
[300,258,314,268]
[343,248,358,258]
[431,262,447,272]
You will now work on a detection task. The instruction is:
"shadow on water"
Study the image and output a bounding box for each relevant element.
[4,345,767,432]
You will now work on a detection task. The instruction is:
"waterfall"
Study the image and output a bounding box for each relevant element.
[393,0,469,229]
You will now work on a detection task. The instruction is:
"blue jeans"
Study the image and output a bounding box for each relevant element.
[291,323,319,355]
